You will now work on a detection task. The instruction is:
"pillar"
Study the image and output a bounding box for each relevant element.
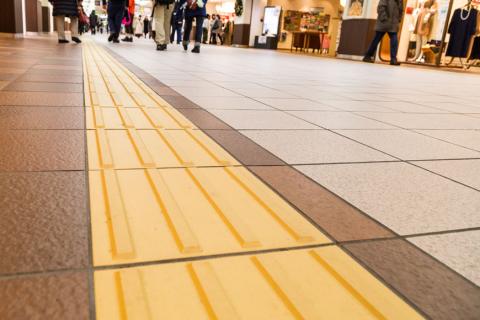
[337,0,378,58]
[233,0,253,46]
[0,0,25,37]
[248,0,267,46]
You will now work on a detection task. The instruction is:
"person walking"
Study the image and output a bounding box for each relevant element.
[170,0,184,44]
[103,0,129,43]
[210,14,222,45]
[152,0,175,51]
[363,0,403,65]
[202,14,209,44]
[135,15,144,37]
[121,0,135,42]
[89,10,98,34]
[181,0,208,53]
[143,16,150,38]
[48,0,82,43]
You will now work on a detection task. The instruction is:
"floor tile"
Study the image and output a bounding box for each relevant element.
[290,111,394,129]
[95,247,421,319]
[176,109,231,129]
[26,68,82,76]
[336,129,480,160]
[412,159,480,190]
[256,98,336,111]
[0,91,83,107]
[173,86,240,97]
[249,166,394,241]
[16,73,83,83]
[3,81,82,93]
[370,101,448,113]
[418,101,480,113]
[204,130,285,165]
[0,130,85,171]
[89,167,329,266]
[416,130,480,151]
[242,130,393,164]
[160,95,201,109]
[408,231,480,286]
[0,106,84,129]
[209,110,317,129]
[358,112,480,129]
[189,96,273,110]
[344,239,480,320]
[321,100,391,112]
[297,162,480,235]
[0,171,88,274]
[0,272,89,320]
[233,87,297,98]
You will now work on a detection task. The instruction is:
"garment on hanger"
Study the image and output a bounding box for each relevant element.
[446,7,478,57]
[467,9,480,59]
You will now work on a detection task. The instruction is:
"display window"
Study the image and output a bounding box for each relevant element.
[386,0,480,69]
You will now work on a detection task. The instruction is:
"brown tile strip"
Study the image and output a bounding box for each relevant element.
[343,239,480,320]
[105,45,480,319]
[206,130,285,166]
[0,171,88,275]
[16,73,83,84]
[0,130,85,171]
[0,107,84,129]
[0,271,89,320]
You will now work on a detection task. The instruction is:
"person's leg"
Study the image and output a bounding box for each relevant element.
[176,25,182,43]
[55,16,66,41]
[70,17,80,41]
[170,24,175,43]
[202,28,208,43]
[163,6,173,45]
[107,3,115,36]
[113,5,124,40]
[154,5,165,45]
[194,17,203,45]
[388,32,399,62]
[365,31,385,58]
[183,16,193,49]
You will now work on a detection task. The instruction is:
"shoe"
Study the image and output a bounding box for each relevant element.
[156,44,163,51]
[121,37,129,42]
[362,56,374,63]
[108,34,114,42]
[390,59,401,66]
[183,43,188,51]
[58,39,69,44]
[162,44,167,50]
[112,38,120,43]
[72,37,81,44]
[191,46,200,53]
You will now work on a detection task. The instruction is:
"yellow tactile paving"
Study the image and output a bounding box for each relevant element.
[95,246,423,319]
[84,41,423,319]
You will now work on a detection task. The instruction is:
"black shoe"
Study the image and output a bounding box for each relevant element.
[362,56,374,63]
[191,46,200,53]
[162,44,167,50]
[156,44,167,51]
[58,39,69,44]
[108,34,114,42]
[121,37,129,42]
[72,37,81,44]
[183,43,188,51]
[390,59,401,66]
[112,38,120,43]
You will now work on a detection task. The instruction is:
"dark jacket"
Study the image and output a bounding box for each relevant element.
[49,0,78,17]
[375,0,403,32]
[179,0,208,18]
[171,1,184,26]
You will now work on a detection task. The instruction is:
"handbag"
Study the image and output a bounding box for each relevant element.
[77,3,89,25]
[122,10,132,26]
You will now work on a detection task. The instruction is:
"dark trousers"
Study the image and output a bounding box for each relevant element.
[170,24,182,43]
[365,31,398,60]
[125,24,133,35]
[183,16,204,45]
[202,27,208,43]
[107,2,124,38]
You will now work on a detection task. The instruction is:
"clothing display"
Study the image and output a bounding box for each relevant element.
[446,7,478,57]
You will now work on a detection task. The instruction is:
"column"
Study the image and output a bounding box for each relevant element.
[233,0,253,46]
[0,0,25,36]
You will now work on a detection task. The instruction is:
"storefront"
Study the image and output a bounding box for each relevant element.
[250,0,343,55]
[338,0,480,70]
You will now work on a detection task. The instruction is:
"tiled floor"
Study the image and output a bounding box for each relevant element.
[1,35,479,319]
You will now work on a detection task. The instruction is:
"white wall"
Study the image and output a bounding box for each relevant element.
[249,0,268,45]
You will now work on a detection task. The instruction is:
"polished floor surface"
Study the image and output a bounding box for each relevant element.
[0,34,478,319]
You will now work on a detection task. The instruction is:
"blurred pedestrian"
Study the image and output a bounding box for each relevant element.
[153,0,175,51]
[48,0,82,43]
[170,0,184,44]
[181,0,208,53]
[103,0,129,43]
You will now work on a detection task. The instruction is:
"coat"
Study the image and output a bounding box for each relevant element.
[446,8,478,57]
[375,0,403,32]
[49,0,78,17]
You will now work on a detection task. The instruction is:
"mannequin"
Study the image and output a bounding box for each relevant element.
[410,0,437,62]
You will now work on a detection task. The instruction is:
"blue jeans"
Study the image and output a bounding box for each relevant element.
[171,24,182,43]
[365,31,399,61]
[183,16,204,45]
[107,2,124,37]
